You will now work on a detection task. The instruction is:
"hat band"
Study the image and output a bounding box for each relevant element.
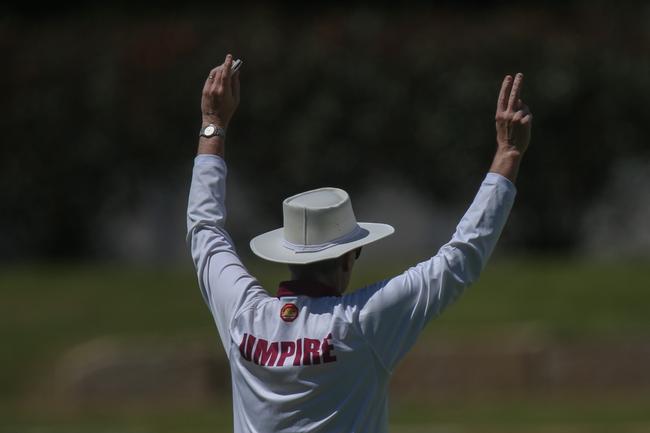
[282,225,367,254]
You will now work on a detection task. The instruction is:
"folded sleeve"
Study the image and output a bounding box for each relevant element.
[186,154,261,353]
[353,173,517,372]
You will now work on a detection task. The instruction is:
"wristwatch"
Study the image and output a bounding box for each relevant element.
[199,123,226,139]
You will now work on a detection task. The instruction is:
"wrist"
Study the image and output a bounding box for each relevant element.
[494,147,524,161]
[489,150,523,183]
[198,135,226,157]
[198,121,227,158]
[201,115,229,130]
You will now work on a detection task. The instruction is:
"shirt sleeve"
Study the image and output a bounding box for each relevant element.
[186,154,261,353]
[352,173,517,372]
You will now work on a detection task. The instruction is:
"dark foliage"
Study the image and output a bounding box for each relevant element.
[1,4,648,259]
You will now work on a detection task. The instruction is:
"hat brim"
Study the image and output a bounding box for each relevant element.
[249,222,395,264]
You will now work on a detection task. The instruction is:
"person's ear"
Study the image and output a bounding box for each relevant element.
[341,250,356,273]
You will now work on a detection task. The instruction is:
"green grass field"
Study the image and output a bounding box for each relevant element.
[2,257,649,431]
[3,395,650,433]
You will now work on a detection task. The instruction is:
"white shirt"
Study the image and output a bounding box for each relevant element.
[187,154,516,433]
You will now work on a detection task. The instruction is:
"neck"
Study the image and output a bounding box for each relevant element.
[278,279,340,298]
[289,271,341,293]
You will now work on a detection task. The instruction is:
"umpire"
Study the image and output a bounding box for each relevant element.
[187,54,532,433]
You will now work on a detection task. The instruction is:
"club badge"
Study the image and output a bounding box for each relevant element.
[280,303,299,322]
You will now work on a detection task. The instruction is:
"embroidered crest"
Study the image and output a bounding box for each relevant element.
[280,303,299,322]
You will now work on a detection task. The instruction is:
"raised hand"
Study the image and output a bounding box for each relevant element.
[495,73,532,155]
[201,54,241,130]
[489,73,532,183]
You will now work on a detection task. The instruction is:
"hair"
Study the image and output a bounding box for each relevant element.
[288,256,343,280]
[288,248,361,281]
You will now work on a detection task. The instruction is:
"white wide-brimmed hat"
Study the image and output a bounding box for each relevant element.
[250,187,394,264]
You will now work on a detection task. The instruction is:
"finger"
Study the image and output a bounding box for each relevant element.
[209,66,221,87]
[520,113,533,125]
[497,75,513,113]
[222,54,233,87]
[203,67,219,93]
[213,67,224,93]
[516,98,523,110]
[512,106,530,120]
[507,73,524,111]
[513,104,531,121]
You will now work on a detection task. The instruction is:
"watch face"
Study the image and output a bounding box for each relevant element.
[204,125,216,136]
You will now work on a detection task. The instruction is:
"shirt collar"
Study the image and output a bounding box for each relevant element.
[277,280,341,298]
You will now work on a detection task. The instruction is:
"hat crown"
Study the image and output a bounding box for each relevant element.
[283,188,358,245]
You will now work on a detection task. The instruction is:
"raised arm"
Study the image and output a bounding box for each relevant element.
[187,55,260,352]
[433,72,531,290]
[355,74,532,371]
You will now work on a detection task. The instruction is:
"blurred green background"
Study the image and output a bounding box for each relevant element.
[2,1,650,432]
